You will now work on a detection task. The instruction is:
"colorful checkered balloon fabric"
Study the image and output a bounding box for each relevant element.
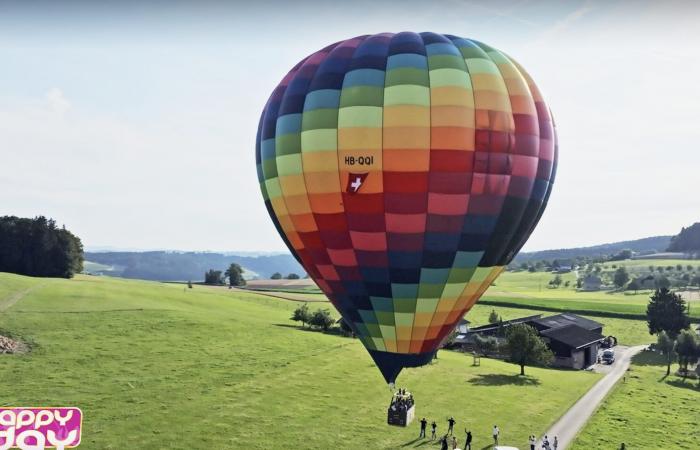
[256,32,558,383]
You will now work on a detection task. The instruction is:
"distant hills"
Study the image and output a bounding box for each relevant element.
[513,235,673,263]
[85,226,698,282]
[84,251,304,282]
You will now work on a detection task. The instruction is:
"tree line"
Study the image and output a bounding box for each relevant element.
[203,263,246,286]
[647,288,700,380]
[0,216,83,278]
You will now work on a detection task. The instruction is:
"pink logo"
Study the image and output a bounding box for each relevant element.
[0,408,82,449]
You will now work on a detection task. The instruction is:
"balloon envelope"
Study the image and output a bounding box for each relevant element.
[256,32,557,383]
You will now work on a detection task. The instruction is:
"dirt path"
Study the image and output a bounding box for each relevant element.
[0,284,44,312]
[538,345,646,449]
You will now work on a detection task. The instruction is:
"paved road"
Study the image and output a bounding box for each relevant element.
[538,345,647,449]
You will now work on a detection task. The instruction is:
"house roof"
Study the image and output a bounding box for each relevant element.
[531,313,602,331]
[468,314,543,333]
[540,324,604,349]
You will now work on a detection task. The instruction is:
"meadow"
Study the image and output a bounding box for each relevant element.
[0,273,602,449]
[571,351,700,449]
[482,268,700,319]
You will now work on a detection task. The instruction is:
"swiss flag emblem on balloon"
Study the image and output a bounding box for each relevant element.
[346,173,368,194]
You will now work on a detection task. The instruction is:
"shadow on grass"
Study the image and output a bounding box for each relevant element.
[666,378,700,391]
[631,350,665,366]
[467,373,541,386]
[272,323,352,337]
[400,437,423,447]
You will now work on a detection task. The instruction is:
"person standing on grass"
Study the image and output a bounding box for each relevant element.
[431,421,437,440]
[440,435,449,450]
[493,425,500,445]
[464,429,472,450]
[447,416,455,435]
[553,435,558,450]
[419,417,427,438]
[529,434,536,450]
[451,435,457,450]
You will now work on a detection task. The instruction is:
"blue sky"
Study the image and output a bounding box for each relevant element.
[1,0,698,252]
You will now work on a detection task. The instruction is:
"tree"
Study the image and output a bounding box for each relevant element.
[270,272,282,280]
[627,278,641,294]
[674,330,699,378]
[549,274,562,287]
[504,323,553,375]
[656,331,676,376]
[613,267,630,289]
[204,270,223,285]
[488,309,500,324]
[286,273,300,280]
[187,280,193,289]
[646,288,690,339]
[564,280,571,288]
[291,303,311,328]
[610,249,632,261]
[576,277,584,289]
[0,215,84,278]
[667,222,700,253]
[308,308,334,331]
[473,334,500,357]
[224,263,246,287]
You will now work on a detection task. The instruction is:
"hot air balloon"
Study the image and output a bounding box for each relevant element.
[255,32,557,385]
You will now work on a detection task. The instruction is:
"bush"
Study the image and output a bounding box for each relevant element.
[308,308,334,331]
[291,303,311,328]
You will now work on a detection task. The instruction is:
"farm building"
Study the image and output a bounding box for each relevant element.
[531,314,604,369]
[452,313,604,370]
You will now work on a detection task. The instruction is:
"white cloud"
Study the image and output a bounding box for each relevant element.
[45,87,71,115]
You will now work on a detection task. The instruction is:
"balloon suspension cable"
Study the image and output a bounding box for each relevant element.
[388,382,395,392]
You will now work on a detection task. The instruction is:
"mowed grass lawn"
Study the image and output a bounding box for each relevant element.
[571,351,700,450]
[0,273,601,449]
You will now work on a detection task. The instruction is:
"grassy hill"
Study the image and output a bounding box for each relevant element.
[0,272,602,449]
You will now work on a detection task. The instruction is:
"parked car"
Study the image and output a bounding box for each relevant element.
[602,349,615,364]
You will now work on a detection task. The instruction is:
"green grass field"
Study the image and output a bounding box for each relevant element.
[0,272,604,449]
[481,261,700,319]
[571,351,700,450]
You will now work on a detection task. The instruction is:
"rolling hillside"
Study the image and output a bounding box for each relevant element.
[84,251,305,281]
[0,272,600,449]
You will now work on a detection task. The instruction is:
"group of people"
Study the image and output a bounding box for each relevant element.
[389,388,414,413]
[418,417,476,450]
[530,434,559,450]
[417,417,559,450]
